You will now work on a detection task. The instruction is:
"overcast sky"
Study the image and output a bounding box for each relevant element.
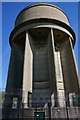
[2,2,79,91]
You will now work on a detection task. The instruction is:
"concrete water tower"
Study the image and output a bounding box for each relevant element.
[3,3,80,119]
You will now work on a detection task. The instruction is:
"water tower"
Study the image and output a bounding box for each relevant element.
[3,3,80,119]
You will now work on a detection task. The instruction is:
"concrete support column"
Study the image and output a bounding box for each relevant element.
[55,52,66,107]
[69,38,80,88]
[22,31,33,108]
[51,29,65,107]
[69,38,80,106]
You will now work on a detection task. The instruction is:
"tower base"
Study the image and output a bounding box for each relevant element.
[2,107,80,119]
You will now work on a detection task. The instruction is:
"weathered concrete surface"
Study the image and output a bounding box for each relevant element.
[22,32,33,108]
[2,107,80,119]
[15,3,69,27]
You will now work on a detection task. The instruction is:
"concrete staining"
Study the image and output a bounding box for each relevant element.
[2,3,80,119]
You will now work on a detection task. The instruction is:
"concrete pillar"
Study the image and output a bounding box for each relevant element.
[22,31,33,108]
[68,38,80,107]
[51,29,65,107]
[69,37,80,88]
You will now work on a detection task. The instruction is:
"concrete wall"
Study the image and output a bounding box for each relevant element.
[2,107,80,119]
[15,3,69,27]
[28,28,52,107]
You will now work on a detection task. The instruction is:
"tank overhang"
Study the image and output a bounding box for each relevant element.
[9,18,76,47]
